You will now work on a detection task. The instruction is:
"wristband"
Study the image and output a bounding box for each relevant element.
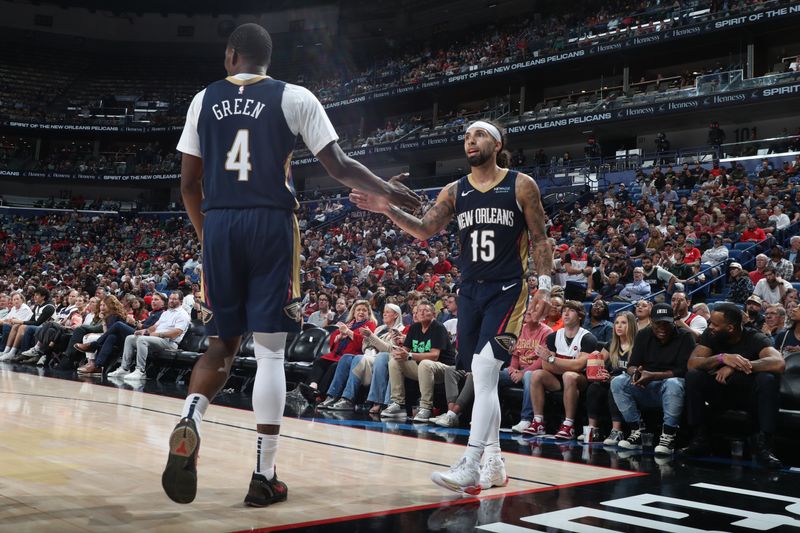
[716,353,725,364]
[538,275,552,293]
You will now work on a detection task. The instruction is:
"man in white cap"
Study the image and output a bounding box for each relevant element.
[727,262,753,305]
[415,249,433,275]
[351,119,553,495]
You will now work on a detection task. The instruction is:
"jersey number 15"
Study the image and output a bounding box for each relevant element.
[470,230,495,262]
[226,129,251,181]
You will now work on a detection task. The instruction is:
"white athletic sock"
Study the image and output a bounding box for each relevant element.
[534,415,544,423]
[255,433,279,479]
[563,418,574,427]
[181,393,209,435]
[484,443,502,458]
[464,444,483,463]
[447,410,458,420]
[8,347,17,356]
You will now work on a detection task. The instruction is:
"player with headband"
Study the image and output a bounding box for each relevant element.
[350,119,553,495]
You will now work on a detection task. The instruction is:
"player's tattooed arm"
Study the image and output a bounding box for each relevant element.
[517,173,553,277]
[389,182,455,240]
[352,182,456,240]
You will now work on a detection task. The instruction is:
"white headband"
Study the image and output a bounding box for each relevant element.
[466,120,502,142]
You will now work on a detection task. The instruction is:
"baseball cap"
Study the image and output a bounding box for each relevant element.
[728,262,742,270]
[557,244,569,252]
[651,303,674,323]
[746,294,763,305]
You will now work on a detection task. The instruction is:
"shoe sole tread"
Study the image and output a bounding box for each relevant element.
[162,421,199,504]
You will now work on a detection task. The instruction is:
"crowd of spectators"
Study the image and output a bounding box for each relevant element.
[0,138,181,176]
[2,153,800,322]
[306,0,767,104]
[0,0,780,128]
[2,149,800,467]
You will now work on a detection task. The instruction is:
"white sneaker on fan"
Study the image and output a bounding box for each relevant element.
[108,367,130,378]
[123,368,147,381]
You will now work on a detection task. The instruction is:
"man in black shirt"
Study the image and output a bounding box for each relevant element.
[683,303,785,468]
[625,232,646,260]
[381,300,455,422]
[610,303,695,455]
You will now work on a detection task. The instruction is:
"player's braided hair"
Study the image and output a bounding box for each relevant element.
[228,23,273,69]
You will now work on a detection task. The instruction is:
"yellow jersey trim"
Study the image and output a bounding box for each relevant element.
[467,168,509,193]
[225,75,270,86]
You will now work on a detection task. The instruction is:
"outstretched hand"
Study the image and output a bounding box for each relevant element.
[349,189,390,214]
[350,172,421,213]
[386,172,421,211]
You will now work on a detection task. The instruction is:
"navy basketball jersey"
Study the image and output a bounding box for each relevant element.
[455,170,528,282]
[197,76,297,211]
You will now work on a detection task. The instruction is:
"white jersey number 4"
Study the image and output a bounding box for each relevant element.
[226,129,252,181]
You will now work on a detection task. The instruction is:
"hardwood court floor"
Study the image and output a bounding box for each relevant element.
[0,369,639,532]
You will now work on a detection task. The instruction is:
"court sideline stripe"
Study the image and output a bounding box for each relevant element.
[230,474,646,533]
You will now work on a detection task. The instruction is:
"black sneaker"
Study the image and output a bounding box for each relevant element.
[298,383,322,404]
[244,470,289,507]
[751,433,783,470]
[680,434,711,457]
[654,431,676,455]
[162,418,200,504]
[619,427,643,450]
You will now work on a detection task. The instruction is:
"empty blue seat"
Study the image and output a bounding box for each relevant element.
[728,249,753,268]
[734,242,754,251]
[793,283,800,293]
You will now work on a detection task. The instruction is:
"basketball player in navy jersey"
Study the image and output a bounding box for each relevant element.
[161,23,419,506]
[351,120,553,495]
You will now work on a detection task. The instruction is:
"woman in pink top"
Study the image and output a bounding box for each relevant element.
[506,307,554,434]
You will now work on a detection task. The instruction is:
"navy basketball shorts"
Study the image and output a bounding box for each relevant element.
[456,279,528,372]
[201,207,301,339]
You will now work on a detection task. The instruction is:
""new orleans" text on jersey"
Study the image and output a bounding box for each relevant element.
[456,207,516,230]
